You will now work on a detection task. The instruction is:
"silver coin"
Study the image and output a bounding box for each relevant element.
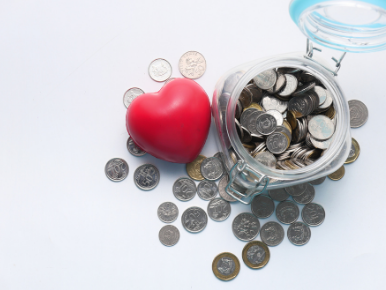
[318,89,333,110]
[240,108,258,127]
[288,94,313,117]
[148,58,172,82]
[292,183,315,204]
[348,99,368,128]
[105,158,129,182]
[243,109,264,135]
[218,175,237,202]
[255,113,277,135]
[197,180,219,200]
[266,132,288,155]
[133,164,160,190]
[302,203,325,226]
[313,85,327,105]
[278,74,298,97]
[253,69,277,90]
[232,212,260,241]
[207,198,231,221]
[181,206,208,233]
[268,188,289,201]
[159,225,180,246]
[157,202,179,223]
[292,82,315,97]
[276,200,299,224]
[284,183,307,196]
[266,109,283,126]
[126,137,146,156]
[173,177,196,201]
[287,222,311,246]
[200,157,223,181]
[251,194,274,218]
[123,87,144,108]
[261,95,288,113]
[260,221,285,246]
[308,115,335,141]
[235,100,243,119]
[239,88,253,108]
[254,151,277,169]
[310,135,333,150]
[267,73,286,94]
[178,51,206,79]
[310,176,326,185]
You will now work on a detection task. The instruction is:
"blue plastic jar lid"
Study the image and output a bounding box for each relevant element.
[289,0,386,53]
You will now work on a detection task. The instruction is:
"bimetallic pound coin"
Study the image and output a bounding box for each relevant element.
[266,132,288,154]
[105,158,129,182]
[328,165,345,181]
[173,177,196,201]
[207,198,231,222]
[348,99,368,128]
[284,183,307,197]
[159,225,180,246]
[200,157,223,181]
[127,137,146,156]
[133,164,160,190]
[292,183,315,205]
[148,58,172,82]
[251,194,275,218]
[242,241,270,269]
[212,252,240,281]
[232,212,260,241]
[253,69,277,90]
[276,200,299,224]
[186,154,206,181]
[256,113,277,135]
[197,180,219,200]
[178,51,206,79]
[260,221,285,246]
[345,138,360,164]
[157,202,179,223]
[123,87,144,108]
[308,115,335,141]
[310,176,326,185]
[268,188,289,201]
[287,222,311,246]
[181,206,207,233]
[302,203,325,226]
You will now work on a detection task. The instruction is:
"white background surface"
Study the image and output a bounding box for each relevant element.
[1,0,386,289]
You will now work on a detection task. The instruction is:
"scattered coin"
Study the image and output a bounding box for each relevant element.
[284,183,307,197]
[242,241,270,269]
[302,203,325,226]
[200,157,223,181]
[345,137,360,164]
[159,225,180,246]
[207,198,231,222]
[232,212,260,241]
[197,180,219,200]
[173,177,196,201]
[178,51,206,79]
[328,165,345,181]
[218,175,237,202]
[133,164,160,190]
[309,176,326,185]
[126,137,146,156]
[123,87,144,108]
[253,69,277,90]
[287,222,311,246]
[251,194,274,218]
[212,252,240,281]
[276,200,299,224]
[348,99,368,128]
[260,221,285,246]
[292,183,315,204]
[157,202,179,223]
[268,188,289,201]
[148,58,172,82]
[186,154,206,181]
[105,158,129,182]
[181,206,208,233]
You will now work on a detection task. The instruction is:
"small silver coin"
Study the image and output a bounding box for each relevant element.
[178,51,206,79]
[260,221,285,246]
[348,99,368,128]
[218,175,238,202]
[254,151,277,169]
[313,85,327,105]
[105,158,129,182]
[266,132,288,155]
[200,157,223,181]
[276,200,299,224]
[197,180,219,200]
[123,87,144,108]
[239,88,253,108]
[287,222,311,246]
[261,95,288,113]
[266,109,284,126]
[285,183,307,197]
[243,109,264,135]
[159,225,180,246]
[308,115,335,141]
[268,188,289,201]
[267,73,286,94]
[148,58,172,82]
[181,206,208,233]
[310,176,326,185]
[240,108,258,127]
[292,82,315,97]
[302,203,325,226]
[157,202,179,223]
[207,198,231,222]
[292,183,315,205]
[318,89,333,110]
[251,194,274,218]
[253,69,277,90]
[232,212,260,241]
[288,94,313,117]
[133,164,160,190]
[310,135,333,150]
[255,113,277,135]
[126,137,146,156]
[173,177,196,201]
[278,74,298,97]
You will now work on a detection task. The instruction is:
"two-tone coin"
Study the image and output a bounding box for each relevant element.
[232,212,260,241]
[302,203,325,226]
[242,241,270,269]
[133,164,160,190]
[105,158,129,182]
[126,137,146,156]
[287,222,311,246]
[173,177,196,201]
[157,202,179,223]
[260,221,285,246]
[207,198,231,221]
[181,206,208,233]
[212,252,240,281]
[159,225,180,246]
[345,137,360,164]
[328,165,345,181]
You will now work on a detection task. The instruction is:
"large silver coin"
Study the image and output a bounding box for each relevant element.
[266,109,283,126]
[292,82,315,97]
[276,200,299,224]
[308,115,335,141]
[310,176,326,185]
[148,58,172,82]
[181,206,208,233]
[313,85,327,105]
[278,74,298,97]
[268,188,289,201]
[284,183,307,197]
[200,157,223,181]
[287,222,311,246]
[123,87,144,108]
[302,203,325,226]
[292,183,315,205]
[157,202,179,223]
[266,132,288,155]
[105,158,129,182]
[260,221,285,246]
[178,51,206,79]
[318,89,333,110]
[197,180,219,200]
[310,135,333,150]
[288,95,313,117]
[267,73,286,94]
[251,194,274,218]
[243,109,264,135]
[255,113,277,135]
[261,95,288,113]
[126,137,146,156]
[240,108,258,127]
[218,175,237,202]
[159,225,180,246]
[254,151,277,169]
[133,164,160,190]
[253,69,277,90]
[173,177,196,201]
[207,198,231,222]
[232,212,260,241]
[348,99,368,128]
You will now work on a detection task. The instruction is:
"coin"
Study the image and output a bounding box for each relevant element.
[181,206,207,233]
[239,88,253,108]
[308,115,335,141]
[256,113,277,135]
[313,85,327,105]
[328,165,345,181]
[302,203,325,226]
[253,69,277,90]
[310,135,333,150]
[197,180,219,200]
[200,157,223,181]
[345,137,360,164]
[178,51,206,79]
[148,58,172,82]
[243,109,264,135]
[105,158,129,182]
[284,183,307,196]
[310,176,326,185]
[278,74,298,97]
[126,137,146,156]
[276,200,299,224]
[286,110,297,130]
[268,188,289,201]
[157,202,179,223]
[292,183,315,204]
[159,225,180,246]
[348,99,368,128]
[232,212,260,241]
[292,81,315,97]
[266,132,288,154]
[287,222,311,246]
[207,198,231,221]
[267,73,286,94]
[133,164,160,190]
[266,109,284,126]
[186,154,206,180]
[251,194,274,218]
[212,252,240,281]
[218,175,238,202]
[254,151,277,169]
[242,241,270,269]
[123,87,144,108]
[261,95,288,113]
[260,221,285,246]
[173,177,196,201]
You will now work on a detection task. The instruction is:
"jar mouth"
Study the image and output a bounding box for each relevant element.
[226,53,350,181]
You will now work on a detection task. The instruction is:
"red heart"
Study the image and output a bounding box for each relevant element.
[126,78,211,163]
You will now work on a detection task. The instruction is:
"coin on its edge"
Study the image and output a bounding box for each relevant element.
[345,138,360,164]
[328,165,345,181]
[242,241,270,269]
[212,252,240,281]
[178,51,206,79]
[159,225,180,247]
[186,154,206,180]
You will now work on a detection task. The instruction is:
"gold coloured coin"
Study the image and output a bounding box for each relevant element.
[186,154,206,180]
[212,252,240,281]
[286,110,297,130]
[244,102,264,111]
[283,119,293,134]
[242,241,270,269]
[323,105,336,119]
[328,165,345,181]
[345,138,360,164]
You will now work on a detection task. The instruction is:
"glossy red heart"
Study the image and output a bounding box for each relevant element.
[126,78,211,163]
